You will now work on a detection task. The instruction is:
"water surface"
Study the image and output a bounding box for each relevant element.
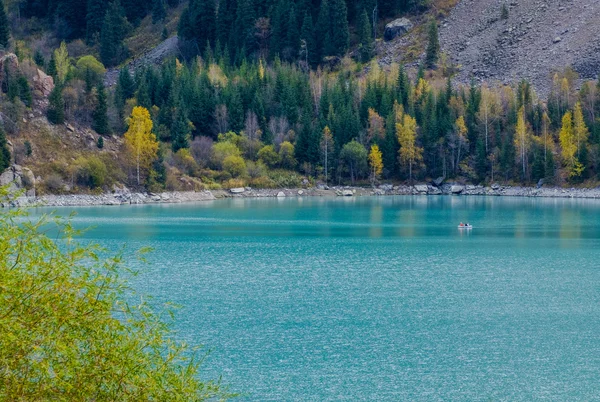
[37,196,600,400]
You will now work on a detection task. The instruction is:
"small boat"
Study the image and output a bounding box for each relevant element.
[458,223,473,229]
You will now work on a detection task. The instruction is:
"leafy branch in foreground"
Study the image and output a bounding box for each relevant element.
[0,190,233,401]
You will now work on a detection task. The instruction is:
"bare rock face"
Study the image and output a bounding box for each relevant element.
[0,53,19,83]
[0,165,24,192]
[384,18,414,41]
[33,68,55,97]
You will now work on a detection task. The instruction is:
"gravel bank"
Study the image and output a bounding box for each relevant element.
[8,183,600,208]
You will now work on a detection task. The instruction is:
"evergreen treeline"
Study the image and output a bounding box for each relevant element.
[179,0,427,64]
[109,57,600,187]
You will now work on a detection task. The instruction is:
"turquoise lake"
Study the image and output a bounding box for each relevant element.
[37,196,600,400]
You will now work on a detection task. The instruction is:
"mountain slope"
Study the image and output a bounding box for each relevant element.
[439,0,600,94]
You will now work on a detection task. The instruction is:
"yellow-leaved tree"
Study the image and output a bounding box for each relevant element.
[573,102,589,161]
[559,110,584,179]
[514,106,532,179]
[397,114,422,184]
[124,106,159,185]
[368,144,383,185]
[0,189,232,401]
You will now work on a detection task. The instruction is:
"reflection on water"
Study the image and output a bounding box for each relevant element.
[29,195,600,401]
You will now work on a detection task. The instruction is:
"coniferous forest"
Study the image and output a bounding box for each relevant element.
[0,0,599,194]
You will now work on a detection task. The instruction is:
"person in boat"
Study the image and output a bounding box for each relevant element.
[459,222,464,227]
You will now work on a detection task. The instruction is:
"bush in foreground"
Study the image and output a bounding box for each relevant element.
[0,190,232,401]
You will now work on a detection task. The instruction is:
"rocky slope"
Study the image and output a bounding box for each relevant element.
[439,0,600,94]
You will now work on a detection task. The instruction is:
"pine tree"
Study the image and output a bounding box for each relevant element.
[93,82,110,135]
[100,0,131,67]
[0,125,11,172]
[216,0,236,48]
[86,0,107,44]
[357,9,374,62]
[0,0,10,49]
[97,136,104,148]
[425,20,439,68]
[179,0,216,51]
[47,85,65,125]
[270,0,289,57]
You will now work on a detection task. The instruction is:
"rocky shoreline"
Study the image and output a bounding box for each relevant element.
[7,183,600,208]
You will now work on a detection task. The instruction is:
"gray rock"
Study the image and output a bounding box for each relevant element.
[451,185,464,194]
[433,177,445,187]
[342,190,354,197]
[491,183,501,190]
[537,178,544,189]
[230,187,245,194]
[277,191,286,197]
[553,36,562,43]
[298,190,304,195]
[384,18,414,41]
[414,184,428,193]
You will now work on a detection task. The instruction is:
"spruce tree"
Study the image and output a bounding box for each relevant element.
[86,0,107,44]
[300,12,318,67]
[326,0,349,57]
[270,0,289,57]
[285,6,300,60]
[425,20,440,68]
[0,0,9,49]
[47,85,65,125]
[47,53,58,79]
[152,0,167,23]
[100,0,131,67]
[0,125,11,172]
[316,0,331,59]
[171,108,191,152]
[216,0,236,49]
[357,9,374,62]
[93,82,110,135]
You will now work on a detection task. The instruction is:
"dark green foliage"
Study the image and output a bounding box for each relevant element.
[357,9,374,63]
[0,126,11,172]
[47,53,58,79]
[17,76,32,107]
[162,27,168,40]
[152,0,166,23]
[54,0,88,39]
[93,83,110,135]
[47,85,65,125]
[86,0,107,44]
[97,136,104,148]
[100,0,131,67]
[24,141,32,157]
[171,108,191,152]
[121,0,149,25]
[324,0,349,57]
[0,1,10,49]
[501,3,509,20]
[34,50,45,68]
[179,0,216,53]
[300,13,318,67]
[425,20,439,68]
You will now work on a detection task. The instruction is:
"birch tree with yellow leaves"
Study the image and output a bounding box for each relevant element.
[368,144,383,185]
[514,106,532,180]
[559,110,584,179]
[124,106,159,185]
[397,114,422,184]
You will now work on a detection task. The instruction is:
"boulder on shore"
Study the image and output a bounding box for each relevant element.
[451,185,464,194]
[384,18,414,41]
[230,187,245,194]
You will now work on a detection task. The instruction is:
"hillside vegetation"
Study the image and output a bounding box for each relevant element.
[0,0,599,197]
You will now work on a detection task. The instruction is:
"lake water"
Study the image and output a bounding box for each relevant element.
[37,196,600,400]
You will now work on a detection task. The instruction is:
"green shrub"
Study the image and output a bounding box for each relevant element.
[257,145,280,167]
[75,156,108,189]
[222,155,247,178]
[268,169,303,188]
[211,141,241,169]
[0,191,231,400]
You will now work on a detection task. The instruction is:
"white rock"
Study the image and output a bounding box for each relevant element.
[277,191,286,197]
[451,185,464,194]
[230,187,245,194]
[342,190,353,196]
